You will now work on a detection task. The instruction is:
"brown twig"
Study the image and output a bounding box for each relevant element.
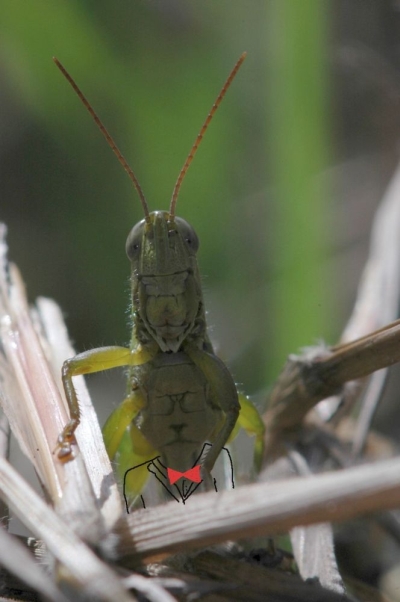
[109,455,400,561]
[263,318,400,458]
[191,551,347,602]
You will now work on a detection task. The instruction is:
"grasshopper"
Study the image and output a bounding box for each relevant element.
[54,54,265,505]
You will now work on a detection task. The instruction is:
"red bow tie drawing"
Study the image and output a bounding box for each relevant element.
[167,465,202,485]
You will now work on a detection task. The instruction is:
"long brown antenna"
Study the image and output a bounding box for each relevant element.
[169,52,247,218]
[53,57,150,221]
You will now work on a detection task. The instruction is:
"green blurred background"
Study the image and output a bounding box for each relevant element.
[1,0,398,400]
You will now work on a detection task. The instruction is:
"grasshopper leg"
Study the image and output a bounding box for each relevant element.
[103,392,157,509]
[102,391,146,461]
[120,421,159,509]
[229,393,265,473]
[58,344,155,462]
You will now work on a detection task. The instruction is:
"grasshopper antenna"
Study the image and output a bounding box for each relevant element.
[169,51,247,219]
[53,57,150,222]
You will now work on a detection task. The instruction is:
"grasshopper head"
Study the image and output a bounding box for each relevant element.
[126,211,199,276]
[126,211,203,352]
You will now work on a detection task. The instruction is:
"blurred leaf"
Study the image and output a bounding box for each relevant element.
[267,0,332,377]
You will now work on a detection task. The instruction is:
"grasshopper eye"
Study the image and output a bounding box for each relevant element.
[174,217,199,253]
[126,220,145,260]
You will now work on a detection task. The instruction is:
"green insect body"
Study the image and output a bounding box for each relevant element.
[54,54,265,507]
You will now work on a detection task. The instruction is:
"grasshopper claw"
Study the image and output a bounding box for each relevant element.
[56,443,75,463]
[55,420,78,462]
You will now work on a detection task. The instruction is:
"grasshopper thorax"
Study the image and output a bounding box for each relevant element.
[126,211,204,353]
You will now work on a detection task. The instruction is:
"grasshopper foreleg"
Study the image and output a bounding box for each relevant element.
[58,345,155,462]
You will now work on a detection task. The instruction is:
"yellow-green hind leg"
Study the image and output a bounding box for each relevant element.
[228,393,265,473]
[102,391,158,508]
[117,422,158,510]
[102,390,145,460]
